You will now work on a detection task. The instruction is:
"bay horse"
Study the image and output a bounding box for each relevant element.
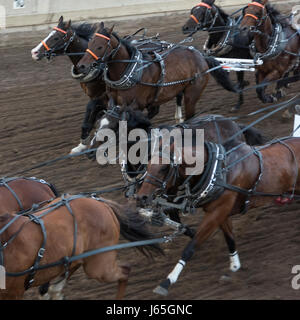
[31,18,180,155]
[182,0,252,111]
[0,177,58,215]
[31,17,107,155]
[0,195,161,300]
[136,133,300,296]
[236,0,300,103]
[76,23,237,124]
[90,99,263,237]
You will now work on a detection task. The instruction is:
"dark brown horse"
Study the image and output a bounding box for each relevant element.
[31,17,108,154]
[0,195,161,300]
[237,0,300,103]
[0,177,58,215]
[136,134,300,296]
[77,23,237,123]
[182,0,252,111]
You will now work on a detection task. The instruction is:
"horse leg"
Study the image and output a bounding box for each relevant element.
[0,289,24,300]
[147,105,160,120]
[174,92,184,123]
[274,73,289,100]
[183,77,208,120]
[83,251,130,300]
[232,71,247,112]
[153,200,234,296]
[43,278,67,300]
[165,208,195,238]
[256,70,280,104]
[70,99,105,155]
[220,218,241,272]
[38,264,81,300]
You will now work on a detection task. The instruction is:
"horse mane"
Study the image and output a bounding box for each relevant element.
[215,5,229,21]
[266,3,290,28]
[72,22,101,41]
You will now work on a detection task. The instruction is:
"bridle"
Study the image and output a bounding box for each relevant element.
[143,153,180,195]
[243,2,269,30]
[41,26,76,59]
[189,2,219,31]
[85,32,122,65]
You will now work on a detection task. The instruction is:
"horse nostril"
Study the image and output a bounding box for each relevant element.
[137,195,149,208]
[78,65,86,73]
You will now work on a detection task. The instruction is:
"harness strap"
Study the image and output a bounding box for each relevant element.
[152,52,166,104]
[0,178,24,211]
[86,48,100,61]
[190,15,200,24]
[24,214,47,290]
[249,2,265,9]
[196,2,212,9]
[245,13,259,20]
[53,27,67,34]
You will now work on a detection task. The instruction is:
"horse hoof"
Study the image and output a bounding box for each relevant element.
[281,109,293,120]
[295,105,300,115]
[70,143,88,155]
[230,106,240,113]
[219,274,232,283]
[275,89,286,100]
[153,285,169,296]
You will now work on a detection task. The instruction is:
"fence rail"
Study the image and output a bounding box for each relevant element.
[0,0,297,31]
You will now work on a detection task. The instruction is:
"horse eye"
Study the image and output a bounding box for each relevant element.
[54,37,59,41]
[98,46,103,50]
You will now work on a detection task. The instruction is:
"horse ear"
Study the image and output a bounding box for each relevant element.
[108,25,115,35]
[100,22,104,30]
[261,0,268,4]
[58,16,64,25]
[65,19,72,28]
[205,0,215,5]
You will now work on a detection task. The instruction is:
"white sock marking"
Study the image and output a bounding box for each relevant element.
[167,260,186,284]
[229,251,241,272]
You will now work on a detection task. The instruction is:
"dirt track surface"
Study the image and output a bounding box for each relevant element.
[1,7,300,300]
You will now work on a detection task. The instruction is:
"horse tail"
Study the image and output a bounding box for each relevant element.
[204,56,237,93]
[238,124,264,146]
[103,199,164,258]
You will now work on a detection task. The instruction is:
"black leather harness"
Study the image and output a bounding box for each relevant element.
[0,177,55,212]
[0,194,83,290]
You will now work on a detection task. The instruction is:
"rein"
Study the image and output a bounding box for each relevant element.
[41,27,76,59]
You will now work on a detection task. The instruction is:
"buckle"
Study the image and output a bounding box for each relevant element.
[217,153,225,161]
[38,248,46,258]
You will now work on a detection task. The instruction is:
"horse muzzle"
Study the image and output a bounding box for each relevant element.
[76,64,104,83]
[136,194,154,208]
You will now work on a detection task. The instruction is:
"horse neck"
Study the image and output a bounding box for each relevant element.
[208,7,229,44]
[66,33,88,66]
[107,40,131,81]
[180,145,209,183]
[254,18,273,53]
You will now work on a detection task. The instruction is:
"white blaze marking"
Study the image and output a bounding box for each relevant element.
[31,30,56,59]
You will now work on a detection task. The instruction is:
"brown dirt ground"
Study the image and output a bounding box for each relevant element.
[1,6,300,300]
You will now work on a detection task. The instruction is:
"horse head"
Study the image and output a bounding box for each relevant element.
[182,1,217,34]
[136,138,202,208]
[89,99,151,158]
[235,0,271,48]
[76,22,116,81]
[31,16,73,61]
